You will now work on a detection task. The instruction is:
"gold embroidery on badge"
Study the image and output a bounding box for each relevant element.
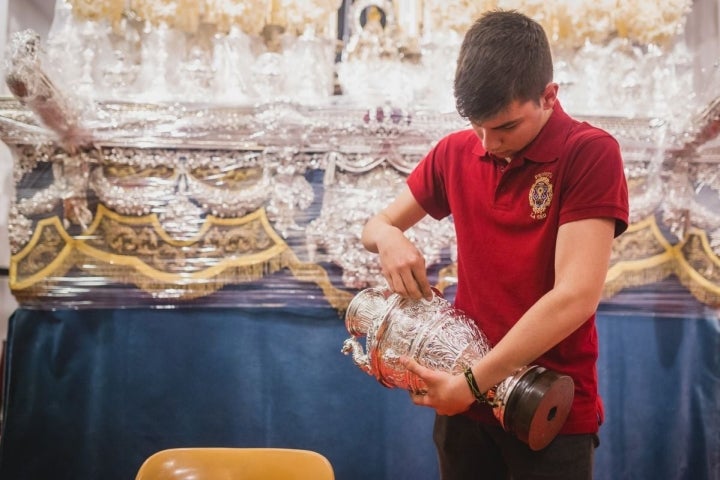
[529,172,553,219]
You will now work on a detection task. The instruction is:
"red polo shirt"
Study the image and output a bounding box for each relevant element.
[407,102,629,434]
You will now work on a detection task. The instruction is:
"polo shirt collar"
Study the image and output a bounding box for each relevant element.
[520,101,571,163]
[473,101,572,164]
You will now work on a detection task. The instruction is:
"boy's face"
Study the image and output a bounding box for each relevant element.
[469,83,558,160]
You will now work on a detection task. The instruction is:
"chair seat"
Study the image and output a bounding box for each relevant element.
[135,447,335,480]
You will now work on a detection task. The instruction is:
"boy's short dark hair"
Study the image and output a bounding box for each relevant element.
[454,10,553,122]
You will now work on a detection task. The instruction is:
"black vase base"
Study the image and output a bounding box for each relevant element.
[503,366,575,451]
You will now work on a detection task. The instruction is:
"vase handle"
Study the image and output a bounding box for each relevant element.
[341,337,372,375]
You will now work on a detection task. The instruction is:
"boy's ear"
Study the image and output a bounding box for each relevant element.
[541,83,559,109]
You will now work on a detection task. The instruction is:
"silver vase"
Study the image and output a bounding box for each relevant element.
[342,287,575,451]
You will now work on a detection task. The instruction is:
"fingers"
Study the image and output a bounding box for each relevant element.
[400,355,420,374]
[401,358,471,416]
[384,269,432,300]
[405,358,429,405]
[408,388,429,405]
[379,244,432,300]
[398,264,430,300]
[402,357,431,399]
[411,264,434,301]
[402,358,450,413]
[401,356,432,383]
[419,283,434,301]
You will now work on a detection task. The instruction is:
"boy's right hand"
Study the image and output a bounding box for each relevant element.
[377,228,433,300]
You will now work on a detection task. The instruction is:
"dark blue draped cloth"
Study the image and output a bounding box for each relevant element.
[595,306,720,479]
[0,280,718,480]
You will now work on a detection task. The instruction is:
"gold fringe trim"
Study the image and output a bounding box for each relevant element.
[10,212,720,308]
[603,215,676,298]
[673,229,720,307]
[10,216,76,290]
[425,216,720,307]
[286,253,354,313]
[10,209,354,310]
[435,263,458,295]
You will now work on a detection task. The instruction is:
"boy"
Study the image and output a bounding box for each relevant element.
[361,10,629,479]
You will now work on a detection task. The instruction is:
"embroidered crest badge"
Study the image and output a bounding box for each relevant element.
[529,172,553,219]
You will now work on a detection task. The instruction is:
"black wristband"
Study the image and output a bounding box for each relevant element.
[463,366,498,407]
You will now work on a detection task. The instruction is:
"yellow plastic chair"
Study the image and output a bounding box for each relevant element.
[134,447,335,480]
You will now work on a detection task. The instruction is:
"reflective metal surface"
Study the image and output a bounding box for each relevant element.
[2,2,720,308]
[342,287,575,450]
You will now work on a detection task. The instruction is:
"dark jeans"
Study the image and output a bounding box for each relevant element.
[433,414,598,480]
